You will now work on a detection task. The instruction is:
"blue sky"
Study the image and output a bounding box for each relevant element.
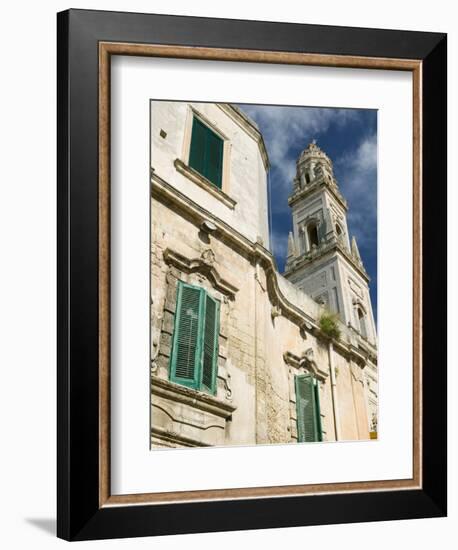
[238,104,378,321]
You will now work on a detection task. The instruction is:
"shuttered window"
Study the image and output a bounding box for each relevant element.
[202,294,219,392]
[169,281,219,394]
[189,116,224,189]
[295,374,322,443]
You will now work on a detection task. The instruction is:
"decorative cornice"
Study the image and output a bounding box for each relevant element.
[174,159,237,210]
[349,329,378,364]
[283,350,328,382]
[288,177,347,211]
[151,376,236,419]
[285,240,369,283]
[152,170,260,261]
[163,247,239,299]
[262,261,317,327]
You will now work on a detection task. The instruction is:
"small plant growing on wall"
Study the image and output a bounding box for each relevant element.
[319,311,341,341]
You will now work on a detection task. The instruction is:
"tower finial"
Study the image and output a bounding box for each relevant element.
[351,236,362,263]
[287,231,297,259]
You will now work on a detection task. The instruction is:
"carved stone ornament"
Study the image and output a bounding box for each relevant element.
[303,347,314,361]
[271,305,282,319]
[163,248,238,299]
[201,248,216,266]
[283,350,328,381]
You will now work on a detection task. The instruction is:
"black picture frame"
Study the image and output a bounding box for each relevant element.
[57,8,447,541]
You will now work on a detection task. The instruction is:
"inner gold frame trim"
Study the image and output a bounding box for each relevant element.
[98,42,422,508]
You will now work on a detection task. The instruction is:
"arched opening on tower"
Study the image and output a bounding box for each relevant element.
[335,223,343,237]
[305,172,311,184]
[357,307,367,339]
[307,224,319,249]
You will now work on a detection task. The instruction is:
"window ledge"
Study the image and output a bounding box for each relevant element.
[151,375,236,419]
[174,158,236,210]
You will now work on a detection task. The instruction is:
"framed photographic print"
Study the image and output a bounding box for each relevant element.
[57,9,447,541]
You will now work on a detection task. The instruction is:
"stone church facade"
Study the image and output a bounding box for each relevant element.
[150,101,378,448]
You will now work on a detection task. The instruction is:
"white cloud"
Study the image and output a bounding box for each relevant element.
[241,105,358,192]
[337,133,377,182]
[270,230,289,265]
[335,133,377,248]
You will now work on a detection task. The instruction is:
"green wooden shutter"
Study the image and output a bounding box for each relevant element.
[170,282,220,394]
[201,294,219,394]
[205,129,223,188]
[189,117,206,177]
[189,116,223,189]
[170,282,203,389]
[295,374,320,442]
[314,381,323,441]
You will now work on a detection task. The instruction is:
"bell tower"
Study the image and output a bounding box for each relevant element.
[284,141,376,344]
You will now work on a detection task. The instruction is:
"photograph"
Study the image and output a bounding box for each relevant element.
[150,100,378,449]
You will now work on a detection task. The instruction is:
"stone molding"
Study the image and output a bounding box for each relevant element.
[285,238,369,283]
[283,350,329,382]
[174,158,237,210]
[288,176,347,211]
[151,424,212,448]
[163,247,239,299]
[349,331,378,364]
[271,305,282,319]
[302,214,321,229]
[352,297,367,313]
[151,376,236,419]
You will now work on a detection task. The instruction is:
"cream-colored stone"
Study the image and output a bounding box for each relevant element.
[150,102,377,448]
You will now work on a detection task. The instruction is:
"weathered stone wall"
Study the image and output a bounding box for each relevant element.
[151,195,371,447]
[149,100,374,449]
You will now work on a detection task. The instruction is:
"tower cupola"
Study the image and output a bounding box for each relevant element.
[293,140,336,193]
